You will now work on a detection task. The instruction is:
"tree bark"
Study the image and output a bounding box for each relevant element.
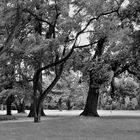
[80,71,100,117]
[80,85,100,117]
[6,95,14,115]
[28,103,46,117]
[6,97,12,115]
[66,98,72,110]
[33,62,64,122]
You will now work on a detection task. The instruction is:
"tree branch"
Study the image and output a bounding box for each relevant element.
[23,9,54,28]
[77,8,120,37]
[127,69,140,80]
[114,64,129,76]
[114,63,140,80]
[75,41,98,49]
[37,38,77,73]
[39,62,64,105]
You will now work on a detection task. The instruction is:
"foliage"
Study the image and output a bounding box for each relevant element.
[114,75,139,96]
[43,70,88,110]
[99,74,140,110]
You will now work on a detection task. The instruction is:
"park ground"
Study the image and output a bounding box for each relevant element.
[0,110,140,140]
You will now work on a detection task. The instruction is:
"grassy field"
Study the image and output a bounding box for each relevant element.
[0,110,140,140]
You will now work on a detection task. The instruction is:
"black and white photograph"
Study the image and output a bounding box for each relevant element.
[0,0,140,139]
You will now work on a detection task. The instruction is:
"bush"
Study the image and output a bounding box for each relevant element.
[47,103,58,110]
[72,102,85,110]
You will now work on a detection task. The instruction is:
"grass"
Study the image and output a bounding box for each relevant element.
[0,110,140,140]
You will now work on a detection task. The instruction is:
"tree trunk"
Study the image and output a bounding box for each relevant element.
[80,85,100,117]
[34,102,42,122]
[58,98,62,111]
[66,99,72,110]
[28,103,46,117]
[6,95,15,115]
[80,71,100,117]
[6,98,12,115]
[32,62,64,122]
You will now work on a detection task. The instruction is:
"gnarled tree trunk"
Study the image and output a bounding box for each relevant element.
[80,83,100,117]
[28,103,46,117]
[80,68,100,117]
[33,62,64,122]
[81,37,107,116]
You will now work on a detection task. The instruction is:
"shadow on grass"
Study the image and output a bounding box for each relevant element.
[0,115,17,121]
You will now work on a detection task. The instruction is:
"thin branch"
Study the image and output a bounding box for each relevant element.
[66,38,75,42]
[77,7,120,37]
[75,7,84,15]
[114,64,129,76]
[23,9,54,28]
[83,30,95,33]
[37,36,77,73]
[114,63,140,80]
[114,0,119,6]
[75,41,98,49]
[39,46,74,72]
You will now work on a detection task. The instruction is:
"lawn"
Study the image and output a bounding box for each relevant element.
[0,110,140,140]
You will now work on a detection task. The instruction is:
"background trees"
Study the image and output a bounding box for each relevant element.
[0,0,140,123]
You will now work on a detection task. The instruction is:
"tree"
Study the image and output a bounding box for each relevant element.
[80,0,140,116]
[30,0,132,120]
[1,0,139,122]
[29,0,121,122]
[0,62,15,115]
[0,0,24,115]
